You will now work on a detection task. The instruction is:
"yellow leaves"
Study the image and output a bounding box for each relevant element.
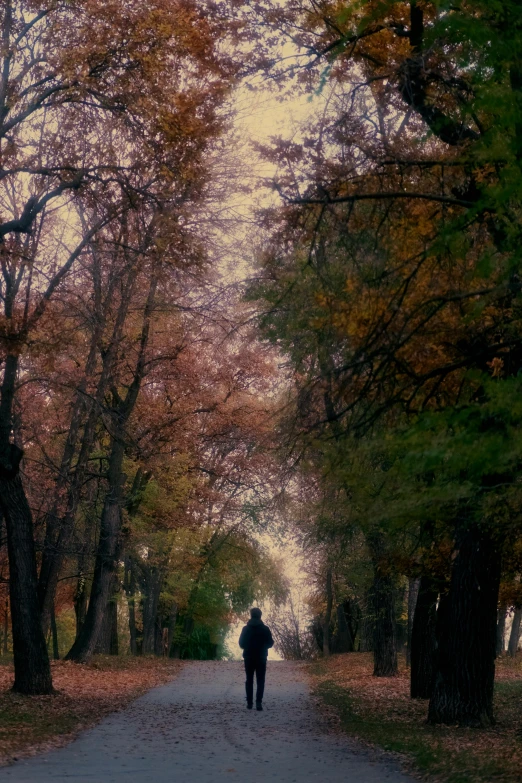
[487,356,504,378]
[344,277,357,294]
[309,316,327,330]
[474,163,496,183]
[415,212,435,240]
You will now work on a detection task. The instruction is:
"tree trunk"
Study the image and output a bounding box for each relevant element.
[38,255,136,634]
[183,615,194,648]
[167,602,177,657]
[128,593,138,655]
[0,345,52,693]
[410,575,438,698]
[94,579,119,656]
[322,568,333,657]
[124,556,138,655]
[50,602,60,660]
[0,464,53,693]
[66,439,125,662]
[3,597,8,654]
[142,566,162,655]
[406,577,420,667]
[508,608,522,657]
[334,602,355,652]
[154,615,163,656]
[358,592,373,652]
[372,565,398,676]
[66,266,157,663]
[428,524,501,726]
[496,603,508,656]
[38,382,95,635]
[172,614,195,658]
[74,572,88,640]
[109,595,119,655]
[94,605,111,655]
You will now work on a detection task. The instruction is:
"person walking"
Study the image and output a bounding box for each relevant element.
[238,607,274,711]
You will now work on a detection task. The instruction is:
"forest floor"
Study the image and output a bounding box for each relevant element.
[310,652,522,783]
[0,656,183,767]
[0,660,416,782]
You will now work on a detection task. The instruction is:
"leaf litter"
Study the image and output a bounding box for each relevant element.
[0,656,182,767]
[310,652,522,783]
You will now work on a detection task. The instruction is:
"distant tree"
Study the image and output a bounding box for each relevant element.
[270,593,316,660]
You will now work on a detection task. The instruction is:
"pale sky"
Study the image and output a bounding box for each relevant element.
[223,82,317,661]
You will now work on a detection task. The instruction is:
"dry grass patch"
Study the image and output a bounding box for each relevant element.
[0,656,182,767]
[311,652,522,783]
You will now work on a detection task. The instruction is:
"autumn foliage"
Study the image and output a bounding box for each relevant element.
[0,0,285,694]
[2,3,522,776]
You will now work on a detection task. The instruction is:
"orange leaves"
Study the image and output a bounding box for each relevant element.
[312,652,522,783]
[0,658,182,766]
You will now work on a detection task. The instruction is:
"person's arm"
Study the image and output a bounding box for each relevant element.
[265,626,274,649]
[238,626,247,649]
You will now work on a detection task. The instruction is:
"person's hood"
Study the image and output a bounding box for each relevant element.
[247,618,263,626]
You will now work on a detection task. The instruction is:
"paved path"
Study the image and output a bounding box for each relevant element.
[0,661,416,782]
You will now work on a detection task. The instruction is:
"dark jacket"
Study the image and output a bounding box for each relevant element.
[238,618,274,660]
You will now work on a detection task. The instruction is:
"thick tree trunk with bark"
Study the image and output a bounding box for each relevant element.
[371,563,398,676]
[94,610,110,655]
[410,575,438,698]
[0,464,53,693]
[66,499,122,661]
[428,524,501,726]
[0,349,53,694]
[367,531,398,677]
[94,573,119,655]
[508,608,522,657]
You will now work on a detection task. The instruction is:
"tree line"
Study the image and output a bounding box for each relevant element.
[0,0,285,694]
[248,0,522,728]
[3,0,522,735]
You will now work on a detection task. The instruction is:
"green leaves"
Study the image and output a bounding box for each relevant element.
[330,375,522,539]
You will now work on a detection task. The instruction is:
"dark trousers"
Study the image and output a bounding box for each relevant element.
[244,656,267,704]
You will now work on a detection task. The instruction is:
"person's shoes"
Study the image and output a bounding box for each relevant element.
[247,702,253,709]
[256,702,263,711]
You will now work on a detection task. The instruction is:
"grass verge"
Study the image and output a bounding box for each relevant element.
[0,656,182,766]
[310,653,522,783]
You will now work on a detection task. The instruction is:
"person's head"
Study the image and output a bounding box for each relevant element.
[250,607,262,620]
